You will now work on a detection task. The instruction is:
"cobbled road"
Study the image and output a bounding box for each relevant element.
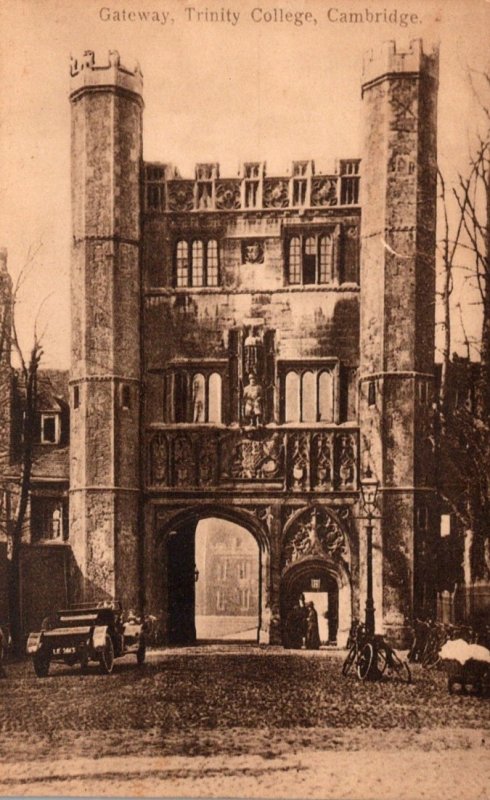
[0,646,488,798]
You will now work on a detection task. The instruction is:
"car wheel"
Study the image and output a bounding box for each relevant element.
[99,635,115,675]
[33,652,50,678]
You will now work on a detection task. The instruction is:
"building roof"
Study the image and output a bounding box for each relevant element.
[6,446,69,483]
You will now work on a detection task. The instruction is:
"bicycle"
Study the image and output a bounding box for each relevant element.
[342,623,411,683]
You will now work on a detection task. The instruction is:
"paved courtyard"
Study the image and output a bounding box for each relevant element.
[0,646,488,798]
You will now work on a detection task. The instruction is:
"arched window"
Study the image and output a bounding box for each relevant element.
[288,237,301,284]
[282,366,337,423]
[192,373,205,422]
[176,241,189,286]
[192,241,204,286]
[302,371,316,421]
[208,372,222,423]
[285,371,300,422]
[207,240,219,286]
[318,370,334,422]
[319,235,333,283]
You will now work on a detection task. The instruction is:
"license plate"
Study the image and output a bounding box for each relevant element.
[53,647,76,655]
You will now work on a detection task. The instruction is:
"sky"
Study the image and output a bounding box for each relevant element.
[0,0,489,367]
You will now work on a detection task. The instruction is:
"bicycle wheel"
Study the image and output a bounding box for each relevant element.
[390,650,411,683]
[342,645,356,676]
[357,643,375,680]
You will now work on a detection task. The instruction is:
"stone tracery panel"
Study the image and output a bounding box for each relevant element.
[167,181,195,212]
[311,177,338,206]
[263,179,289,208]
[148,428,358,491]
[215,180,241,210]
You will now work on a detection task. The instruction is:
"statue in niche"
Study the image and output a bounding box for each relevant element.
[242,372,263,427]
[314,434,332,490]
[291,434,309,489]
[339,434,356,489]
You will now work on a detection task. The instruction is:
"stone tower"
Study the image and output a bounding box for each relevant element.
[359,40,439,639]
[69,52,143,606]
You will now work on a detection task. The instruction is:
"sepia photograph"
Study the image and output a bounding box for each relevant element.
[0,0,489,797]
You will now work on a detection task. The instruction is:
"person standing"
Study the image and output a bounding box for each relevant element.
[305,602,320,650]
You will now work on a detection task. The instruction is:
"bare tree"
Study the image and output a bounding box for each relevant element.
[436,72,490,598]
[0,246,44,654]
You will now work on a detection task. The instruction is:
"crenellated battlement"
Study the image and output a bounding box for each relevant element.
[69,50,143,99]
[362,38,439,90]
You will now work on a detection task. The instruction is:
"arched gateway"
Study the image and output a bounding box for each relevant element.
[154,505,272,645]
[146,502,353,647]
[280,506,352,648]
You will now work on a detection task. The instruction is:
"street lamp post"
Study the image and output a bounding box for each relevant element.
[360,466,379,638]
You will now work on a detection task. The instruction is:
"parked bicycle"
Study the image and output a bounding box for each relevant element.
[342,621,411,682]
[408,619,478,670]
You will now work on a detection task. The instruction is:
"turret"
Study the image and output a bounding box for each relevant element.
[69,51,143,605]
[359,39,439,640]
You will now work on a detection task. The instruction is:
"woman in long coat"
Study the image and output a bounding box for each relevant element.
[305,602,321,650]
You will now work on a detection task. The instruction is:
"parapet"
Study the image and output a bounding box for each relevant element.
[69,50,143,100]
[362,39,439,89]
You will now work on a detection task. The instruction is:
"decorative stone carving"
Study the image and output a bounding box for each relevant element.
[173,434,194,485]
[241,240,264,264]
[167,181,194,212]
[215,181,241,210]
[243,326,263,379]
[311,177,338,206]
[289,433,309,490]
[338,433,357,490]
[282,506,346,572]
[221,431,283,481]
[254,505,274,534]
[282,506,299,527]
[151,433,169,485]
[263,179,289,208]
[198,435,218,486]
[312,432,333,490]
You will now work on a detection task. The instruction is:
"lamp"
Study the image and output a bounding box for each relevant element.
[359,465,379,638]
[360,465,379,519]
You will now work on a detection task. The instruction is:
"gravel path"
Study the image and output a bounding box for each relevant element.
[0,647,488,798]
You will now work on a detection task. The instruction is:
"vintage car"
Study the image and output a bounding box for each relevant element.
[26,601,146,677]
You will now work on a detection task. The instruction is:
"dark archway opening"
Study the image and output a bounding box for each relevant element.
[281,561,341,647]
[167,522,197,645]
[166,516,261,645]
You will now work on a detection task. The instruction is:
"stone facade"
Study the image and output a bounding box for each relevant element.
[0,40,443,645]
[64,42,440,646]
